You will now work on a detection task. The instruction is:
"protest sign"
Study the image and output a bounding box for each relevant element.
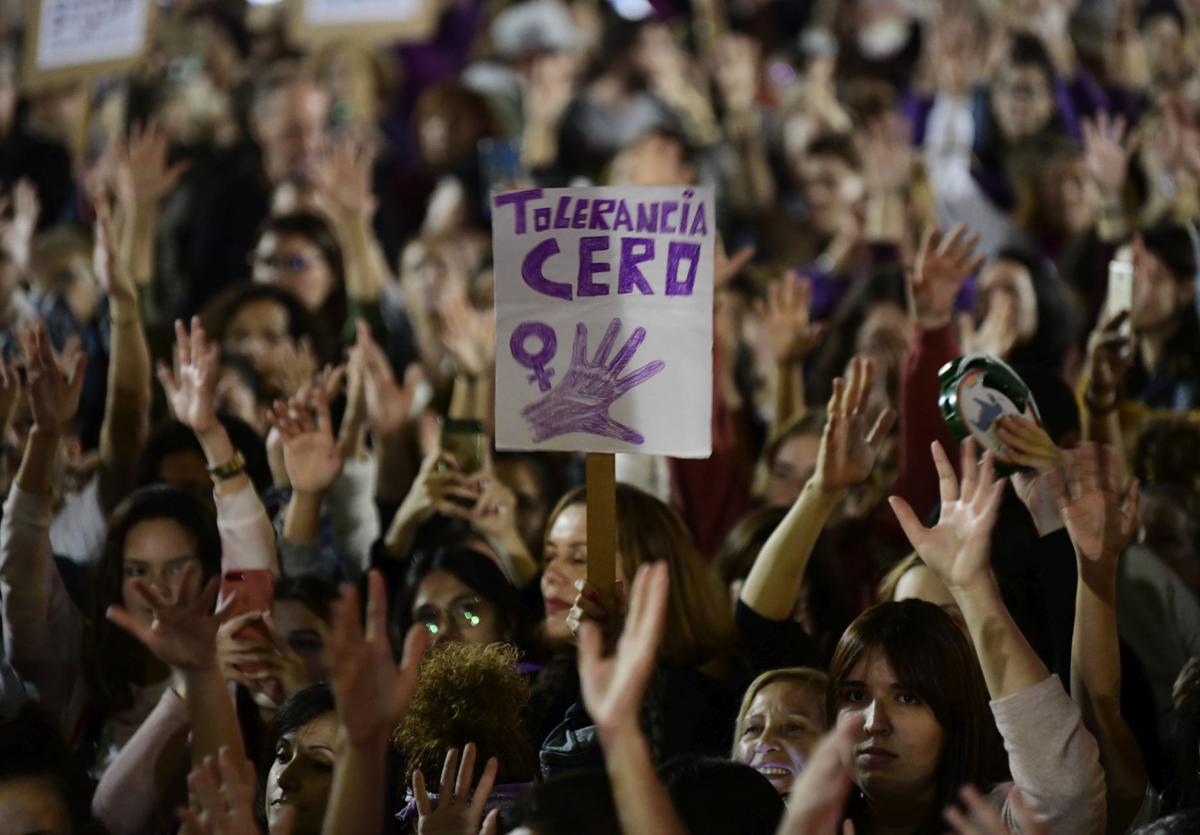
[24,0,153,89]
[291,0,439,45]
[491,186,715,458]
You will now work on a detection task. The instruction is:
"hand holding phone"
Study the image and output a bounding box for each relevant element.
[1106,247,1134,340]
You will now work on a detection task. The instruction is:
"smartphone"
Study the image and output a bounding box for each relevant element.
[1106,248,1134,339]
[219,569,275,649]
[439,418,485,476]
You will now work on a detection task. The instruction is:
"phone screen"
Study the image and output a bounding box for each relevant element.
[1106,249,1134,338]
[439,418,485,475]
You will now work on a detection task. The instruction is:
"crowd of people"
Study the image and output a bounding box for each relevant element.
[2,0,1200,833]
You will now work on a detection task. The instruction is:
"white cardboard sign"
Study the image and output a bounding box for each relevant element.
[25,0,152,87]
[492,186,714,458]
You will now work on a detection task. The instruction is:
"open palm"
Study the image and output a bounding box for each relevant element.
[157,317,219,436]
[107,570,223,672]
[267,387,346,494]
[911,224,985,330]
[812,357,896,494]
[17,320,87,435]
[329,571,429,746]
[890,439,1006,591]
[1048,443,1139,564]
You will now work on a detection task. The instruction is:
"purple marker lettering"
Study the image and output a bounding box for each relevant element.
[572,198,590,229]
[688,202,709,236]
[522,239,572,300]
[510,321,558,392]
[534,207,551,232]
[613,200,633,231]
[660,201,678,233]
[493,188,543,235]
[679,196,691,235]
[664,241,701,296]
[636,203,658,233]
[618,238,655,295]
[577,236,611,296]
[590,199,614,230]
[553,196,571,229]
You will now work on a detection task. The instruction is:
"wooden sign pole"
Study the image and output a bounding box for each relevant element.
[585,452,617,604]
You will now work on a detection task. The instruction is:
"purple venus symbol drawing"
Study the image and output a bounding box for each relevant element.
[520,318,665,444]
[510,321,557,391]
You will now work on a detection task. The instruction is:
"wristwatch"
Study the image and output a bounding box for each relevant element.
[206,450,246,482]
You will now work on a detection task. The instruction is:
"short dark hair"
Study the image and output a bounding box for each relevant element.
[805,133,861,170]
[0,708,99,834]
[506,770,619,835]
[394,547,535,654]
[1138,0,1187,32]
[275,575,340,623]
[660,757,785,835]
[1007,33,1055,82]
[137,415,272,496]
[254,212,347,335]
[201,281,335,364]
[829,601,1007,831]
[1141,221,1198,284]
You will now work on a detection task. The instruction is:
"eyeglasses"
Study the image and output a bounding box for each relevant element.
[414,596,489,636]
[251,253,313,273]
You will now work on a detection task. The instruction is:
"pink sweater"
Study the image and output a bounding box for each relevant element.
[987,675,1107,835]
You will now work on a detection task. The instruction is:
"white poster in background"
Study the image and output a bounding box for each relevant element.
[34,0,149,71]
[492,186,714,458]
[302,0,427,26]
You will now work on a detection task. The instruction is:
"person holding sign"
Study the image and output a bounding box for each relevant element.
[536,484,742,769]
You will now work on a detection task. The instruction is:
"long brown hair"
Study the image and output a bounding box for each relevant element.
[83,487,222,715]
[828,601,1006,834]
[546,484,736,669]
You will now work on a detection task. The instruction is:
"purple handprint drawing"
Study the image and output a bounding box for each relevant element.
[521,318,665,444]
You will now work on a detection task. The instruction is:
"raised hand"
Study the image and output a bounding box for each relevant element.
[0,178,39,273]
[328,570,429,746]
[441,297,496,378]
[715,233,754,288]
[264,337,318,400]
[357,320,417,438]
[910,224,985,330]
[157,317,220,437]
[115,120,188,208]
[811,357,896,495]
[524,51,578,129]
[577,561,668,738]
[93,197,137,306]
[889,439,1007,592]
[1046,442,1139,566]
[311,131,378,230]
[521,319,664,445]
[754,272,827,366]
[997,415,1064,535]
[859,112,916,194]
[1082,112,1138,201]
[959,293,1018,359]
[412,743,499,835]
[266,385,346,495]
[1084,310,1133,405]
[775,713,865,835]
[712,32,760,117]
[107,567,223,672]
[17,319,88,436]
[178,746,292,835]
